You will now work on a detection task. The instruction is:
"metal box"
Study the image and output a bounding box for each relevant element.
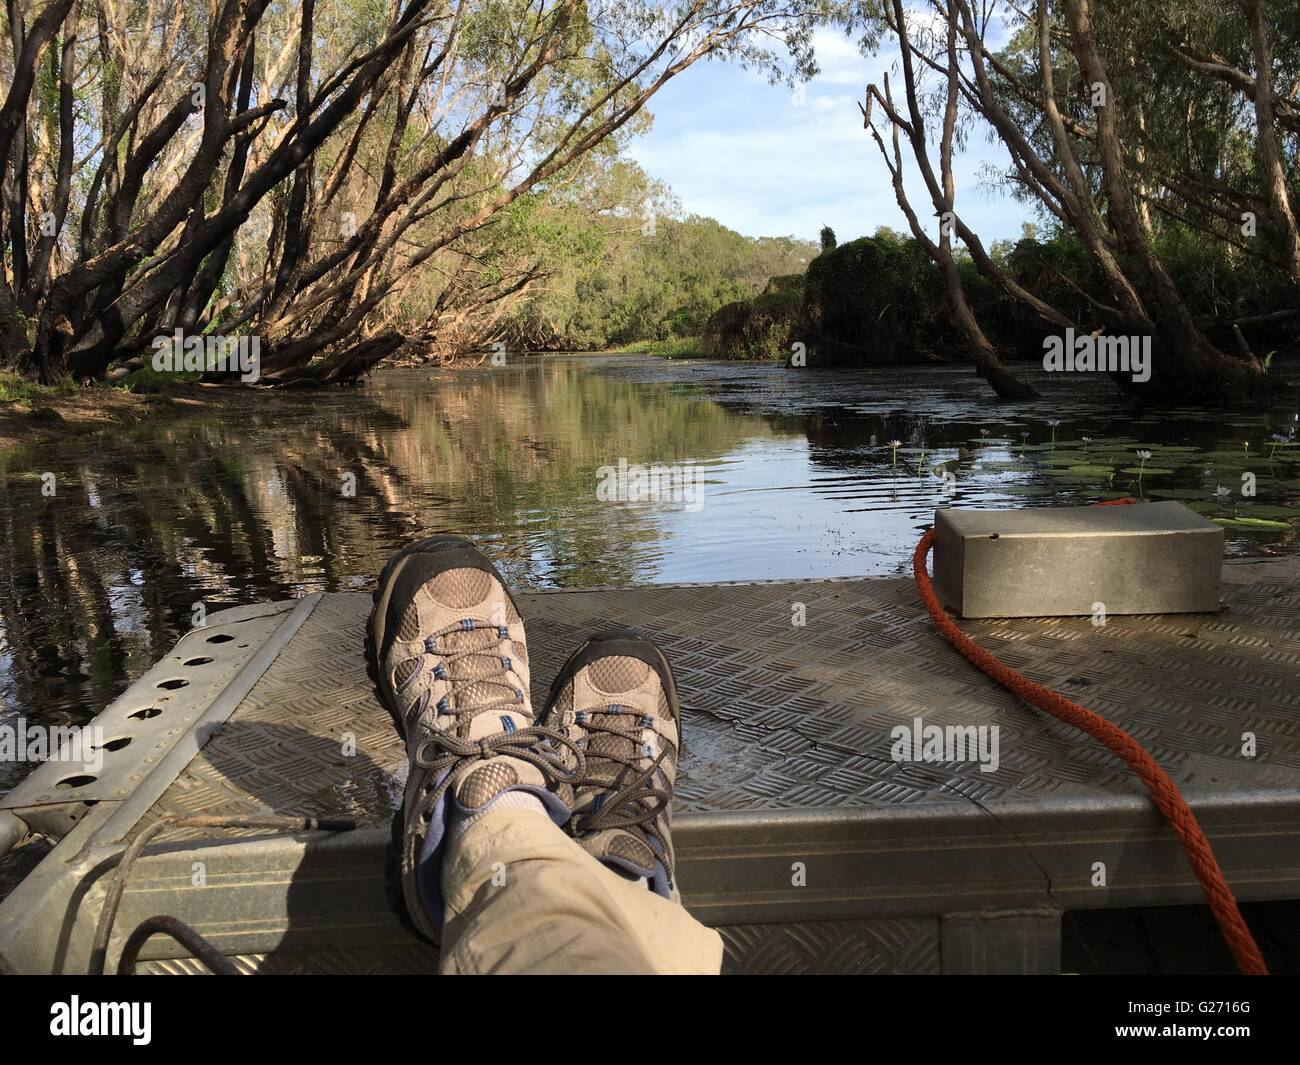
[931,501,1223,618]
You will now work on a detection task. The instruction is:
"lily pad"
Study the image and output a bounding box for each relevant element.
[1146,488,1225,500]
[1228,505,1300,518]
[1212,517,1291,530]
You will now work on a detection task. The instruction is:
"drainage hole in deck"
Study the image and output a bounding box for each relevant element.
[206,633,235,644]
[183,656,213,666]
[156,678,189,690]
[127,707,162,720]
[96,736,132,752]
[55,774,97,789]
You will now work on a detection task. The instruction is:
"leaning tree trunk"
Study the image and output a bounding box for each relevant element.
[1241,0,1300,286]
[865,0,1039,400]
[262,332,404,387]
[1062,0,1277,403]
[936,251,1040,399]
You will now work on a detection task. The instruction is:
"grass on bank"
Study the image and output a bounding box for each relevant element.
[1,366,196,405]
[616,337,709,359]
[114,365,202,393]
[0,372,77,404]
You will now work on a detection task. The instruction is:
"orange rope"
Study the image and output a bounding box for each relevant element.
[912,499,1267,975]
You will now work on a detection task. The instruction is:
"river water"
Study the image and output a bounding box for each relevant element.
[1,354,1296,795]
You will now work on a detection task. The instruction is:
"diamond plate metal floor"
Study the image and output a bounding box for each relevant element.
[136,558,1300,835]
[3,556,1298,974]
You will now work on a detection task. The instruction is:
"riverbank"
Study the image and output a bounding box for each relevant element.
[0,378,263,456]
[613,338,710,360]
[0,384,209,455]
[0,347,705,454]
[4,342,1294,459]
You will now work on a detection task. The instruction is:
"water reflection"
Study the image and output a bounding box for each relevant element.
[0,354,1296,793]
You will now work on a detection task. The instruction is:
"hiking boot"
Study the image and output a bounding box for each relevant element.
[542,627,683,900]
[366,535,581,942]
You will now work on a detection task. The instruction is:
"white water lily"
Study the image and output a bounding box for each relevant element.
[1134,449,1153,481]
[888,439,903,471]
[1214,485,1231,500]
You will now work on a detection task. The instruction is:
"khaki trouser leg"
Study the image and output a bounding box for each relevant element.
[438,807,723,975]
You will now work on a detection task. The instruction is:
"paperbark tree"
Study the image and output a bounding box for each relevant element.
[863,0,1291,402]
[1,0,825,384]
[864,0,1040,399]
[1239,0,1300,285]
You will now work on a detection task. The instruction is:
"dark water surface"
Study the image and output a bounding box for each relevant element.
[1,354,1297,794]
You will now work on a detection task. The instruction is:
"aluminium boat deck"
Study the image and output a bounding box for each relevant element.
[1,557,1298,974]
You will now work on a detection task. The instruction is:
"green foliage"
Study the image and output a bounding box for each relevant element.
[115,365,200,393]
[617,337,708,359]
[36,36,62,146]
[819,225,837,252]
[764,273,804,294]
[502,195,817,350]
[801,232,945,364]
[0,372,75,403]
[713,223,1300,370]
[704,286,803,360]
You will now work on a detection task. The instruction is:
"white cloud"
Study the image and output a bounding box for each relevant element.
[627,30,1035,243]
[808,27,872,85]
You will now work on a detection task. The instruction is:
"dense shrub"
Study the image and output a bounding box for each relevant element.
[697,225,1300,369]
[704,286,803,360]
[800,234,947,365]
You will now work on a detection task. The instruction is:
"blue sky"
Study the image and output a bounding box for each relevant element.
[627,28,1036,246]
